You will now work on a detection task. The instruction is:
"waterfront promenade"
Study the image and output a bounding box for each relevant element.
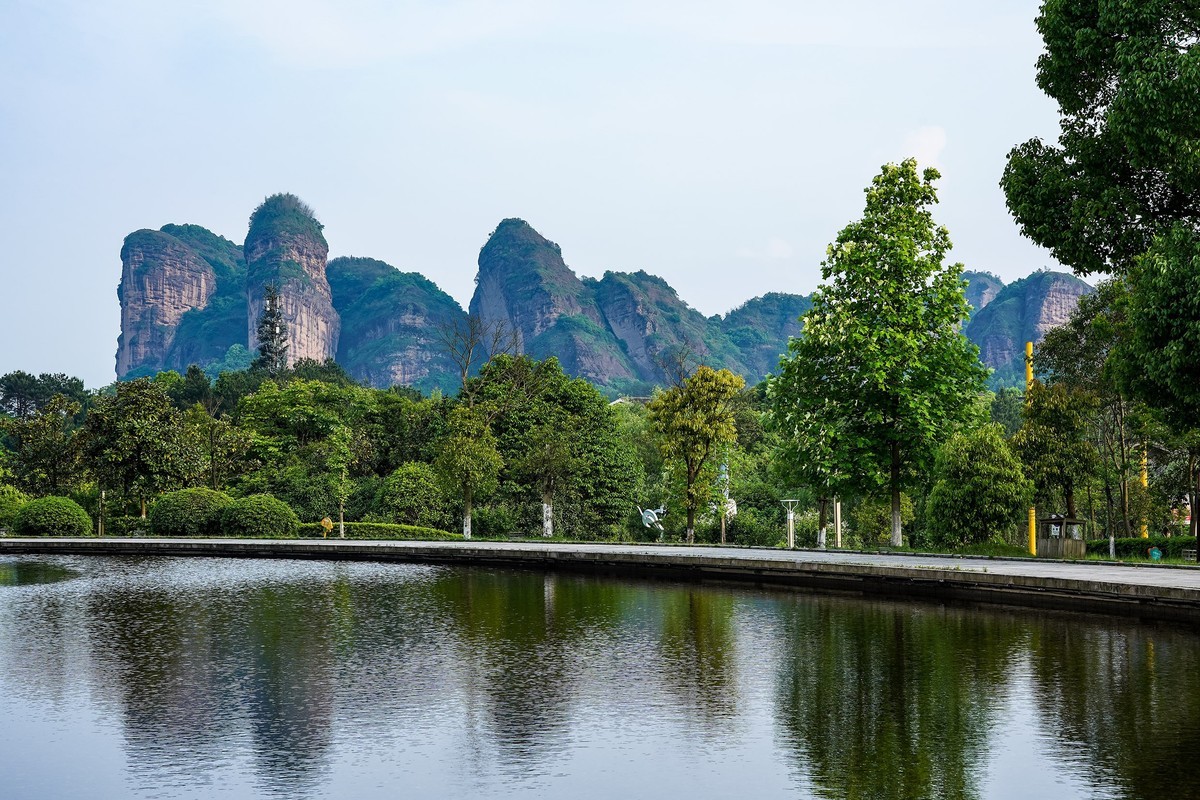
[4,537,1200,622]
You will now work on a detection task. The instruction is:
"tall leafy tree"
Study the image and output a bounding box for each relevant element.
[774,160,987,546]
[648,365,744,543]
[434,405,503,539]
[81,379,200,516]
[1001,1,1200,277]
[253,283,289,377]
[0,394,84,496]
[1012,381,1098,520]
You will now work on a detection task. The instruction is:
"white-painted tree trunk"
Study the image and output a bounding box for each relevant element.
[542,493,553,538]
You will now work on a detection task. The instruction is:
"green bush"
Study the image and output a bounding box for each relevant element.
[220,494,301,539]
[105,515,151,537]
[367,462,452,530]
[850,494,915,545]
[304,521,459,541]
[14,496,93,537]
[729,507,786,548]
[0,485,30,530]
[149,488,234,537]
[1086,535,1197,559]
[926,424,1033,549]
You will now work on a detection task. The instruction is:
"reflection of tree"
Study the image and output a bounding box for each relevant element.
[656,588,738,722]
[86,588,239,782]
[84,574,348,796]
[238,583,338,793]
[774,597,1021,800]
[430,569,630,768]
[1030,620,1200,799]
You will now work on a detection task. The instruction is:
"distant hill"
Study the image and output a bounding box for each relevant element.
[114,200,1091,395]
[964,270,1094,389]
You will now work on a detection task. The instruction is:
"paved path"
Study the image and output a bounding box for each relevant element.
[3,537,1200,622]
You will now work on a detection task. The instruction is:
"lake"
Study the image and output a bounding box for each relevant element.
[1,555,1196,799]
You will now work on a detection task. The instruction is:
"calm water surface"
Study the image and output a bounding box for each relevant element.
[0,555,1197,800]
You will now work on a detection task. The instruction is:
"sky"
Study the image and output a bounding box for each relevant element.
[0,0,1063,388]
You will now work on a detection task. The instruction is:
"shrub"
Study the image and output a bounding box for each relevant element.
[926,424,1033,549]
[14,496,93,537]
[850,494,915,545]
[304,521,459,541]
[0,485,30,530]
[729,507,785,548]
[1086,535,1197,560]
[106,515,151,537]
[149,488,234,537]
[220,494,301,539]
[367,462,452,530]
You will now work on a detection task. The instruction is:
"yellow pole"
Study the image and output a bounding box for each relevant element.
[1026,342,1037,556]
[1141,449,1150,538]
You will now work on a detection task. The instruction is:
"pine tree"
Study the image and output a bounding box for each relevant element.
[253,284,289,377]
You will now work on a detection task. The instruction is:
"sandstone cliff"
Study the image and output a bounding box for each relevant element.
[114,202,1093,397]
[962,271,1004,319]
[963,270,1094,388]
[244,194,339,366]
[469,219,641,386]
[328,256,465,395]
[115,226,245,378]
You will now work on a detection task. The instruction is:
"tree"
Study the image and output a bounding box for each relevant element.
[1001,2,1200,277]
[926,424,1033,549]
[516,421,576,537]
[253,283,289,376]
[1114,228,1200,551]
[0,394,83,496]
[0,371,88,420]
[1012,381,1098,520]
[81,379,200,516]
[434,405,503,539]
[182,404,252,491]
[648,365,745,543]
[774,160,987,546]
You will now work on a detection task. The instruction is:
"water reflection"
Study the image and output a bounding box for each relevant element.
[1029,620,1200,799]
[0,560,76,586]
[0,556,1197,800]
[774,599,1023,800]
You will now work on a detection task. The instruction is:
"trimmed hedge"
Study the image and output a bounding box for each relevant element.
[106,515,151,537]
[0,485,30,530]
[220,495,301,539]
[14,496,93,537]
[305,521,459,541]
[150,488,233,537]
[1086,535,1198,559]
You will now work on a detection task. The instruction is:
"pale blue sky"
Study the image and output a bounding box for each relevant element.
[0,0,1061,387]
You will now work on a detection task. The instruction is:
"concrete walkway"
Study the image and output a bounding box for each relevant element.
[3,537,1200,622]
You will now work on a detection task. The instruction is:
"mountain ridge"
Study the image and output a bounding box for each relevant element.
[113,200,1092,394]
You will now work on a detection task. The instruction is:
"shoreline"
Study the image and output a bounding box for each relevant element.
[4,537,1200,623]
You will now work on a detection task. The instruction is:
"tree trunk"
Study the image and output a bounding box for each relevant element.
[817,497,828,550]
[890,441,902,547]
[1194,465,1200,563]
[338,502,345,539]
[542,490,553,538]
[140,497,147,519]
[463,485,473,539]
[720,509,726,545]
[1065,484,1077,518]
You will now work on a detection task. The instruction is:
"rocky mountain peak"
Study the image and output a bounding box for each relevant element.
[243,193,339,366]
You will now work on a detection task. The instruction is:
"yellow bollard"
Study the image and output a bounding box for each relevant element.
[1141,450,1150,538]
[1026,342,1037,556]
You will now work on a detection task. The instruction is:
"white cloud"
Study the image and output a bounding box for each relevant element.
[901,125,948,171]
